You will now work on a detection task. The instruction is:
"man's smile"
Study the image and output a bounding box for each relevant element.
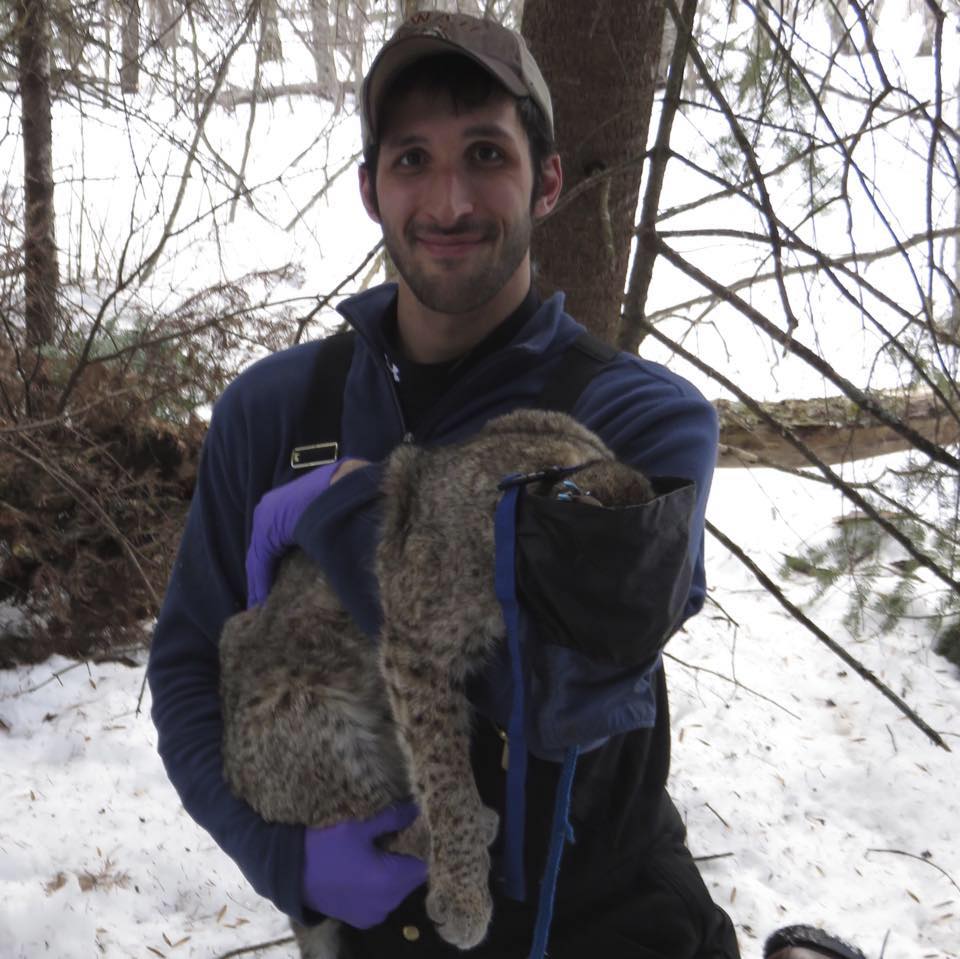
[410,224,496,259]
[417,236,487,258]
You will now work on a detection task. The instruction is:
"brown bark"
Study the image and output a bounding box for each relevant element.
[716,391,960,469]
[16,0,59,348]
[522,0,665,344]
[120,0,141,94]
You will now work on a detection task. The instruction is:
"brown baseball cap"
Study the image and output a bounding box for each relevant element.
[360,12,554,153]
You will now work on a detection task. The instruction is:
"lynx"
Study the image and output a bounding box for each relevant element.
[219,409,655,957]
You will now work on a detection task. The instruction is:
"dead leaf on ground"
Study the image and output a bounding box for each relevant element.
[0,715,10,733]
[162,932,191,948]
[44,872,67,894]
[77,859,130,892]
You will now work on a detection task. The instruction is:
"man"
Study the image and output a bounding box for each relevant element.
[148,13,865,959]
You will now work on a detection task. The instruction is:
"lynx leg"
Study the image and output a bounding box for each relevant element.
[292,918,344,959]
[379,628,498,950]
[383,813,432,861]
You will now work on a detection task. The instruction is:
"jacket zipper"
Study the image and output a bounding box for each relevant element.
[339,297,543,447]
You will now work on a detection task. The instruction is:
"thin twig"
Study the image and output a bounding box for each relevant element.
[541,156,647,226]
[228,4,265,224]
[673,0,799,335]
[865,848,960,895]
[664,651,801,720]
[55,4,257,415]
[707,520,949,752]
[879,928,891,959]
[0,434,159,606]
[285,152,360,232]
[655,238,960,473]
[745,0,932,329]
[294,241,383,343]
[640,317,960,599]
[619,0,699,355]
[211,935,296,959]
[693,851,735,863]
[0,387,142,434]
[705,802,730,828]
[0,661,85,701]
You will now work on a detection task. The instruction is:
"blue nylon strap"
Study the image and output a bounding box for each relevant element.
[528,745,580,959]
[494,480,528,902]
[494,469,584,930]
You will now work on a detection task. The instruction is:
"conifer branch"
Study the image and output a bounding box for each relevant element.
[638,317,960,596]
[655,238,960,473]
[707,520,949,752]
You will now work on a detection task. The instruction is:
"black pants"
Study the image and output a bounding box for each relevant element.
[342,840,740,958]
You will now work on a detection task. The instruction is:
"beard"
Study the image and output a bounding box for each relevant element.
[382,212,532,315]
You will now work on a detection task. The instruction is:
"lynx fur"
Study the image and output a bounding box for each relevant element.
[219,409,655,956]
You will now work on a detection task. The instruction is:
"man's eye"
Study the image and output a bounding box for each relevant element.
[471,144,504,163]
[396,150,426,168]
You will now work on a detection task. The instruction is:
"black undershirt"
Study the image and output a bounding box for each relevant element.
[382,286,542,432]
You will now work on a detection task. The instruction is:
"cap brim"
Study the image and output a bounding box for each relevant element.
[363,36,529,146]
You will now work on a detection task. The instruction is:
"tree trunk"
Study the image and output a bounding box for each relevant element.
[913,0,936,57]
[16,0,59,349]
[952,56,960,334]
[521,0,665,344]
[310,0,339,98]
[152,0,179,51]
[120,0,141,94]
[716,391,960,469]
[259,0,283,63]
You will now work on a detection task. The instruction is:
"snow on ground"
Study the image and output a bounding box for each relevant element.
[1,9,958,957]
[674,467,960,959]
[1,462,958,959]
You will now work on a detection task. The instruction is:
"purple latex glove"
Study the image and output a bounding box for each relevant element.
[302,802,428,927]
[245,461,340,607]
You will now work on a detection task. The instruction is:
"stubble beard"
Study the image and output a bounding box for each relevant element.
[383,213,532,316]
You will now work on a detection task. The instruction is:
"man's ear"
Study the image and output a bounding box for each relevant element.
[359,164,381,223]
[532,154,563,220]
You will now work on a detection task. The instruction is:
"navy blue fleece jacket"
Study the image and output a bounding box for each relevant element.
[146,283,718,921]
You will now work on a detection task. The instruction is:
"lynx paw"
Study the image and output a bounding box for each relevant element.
[426,872,493,950]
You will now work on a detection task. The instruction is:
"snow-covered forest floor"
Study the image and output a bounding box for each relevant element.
[2,462,958,959]
[2,4,959,957]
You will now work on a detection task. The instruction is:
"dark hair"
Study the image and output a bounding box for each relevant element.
[362,53,556,213]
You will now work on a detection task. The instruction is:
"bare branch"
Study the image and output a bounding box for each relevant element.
[707,519,949,752]
[655,237,960,472]
[619,0,699,355]
[637,315,960,596]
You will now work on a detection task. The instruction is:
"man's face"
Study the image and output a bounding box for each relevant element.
[360,88,555,316]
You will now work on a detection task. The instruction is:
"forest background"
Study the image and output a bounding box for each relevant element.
[1,0,959,956]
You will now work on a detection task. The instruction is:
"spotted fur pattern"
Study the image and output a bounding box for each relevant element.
[220,409,655,955]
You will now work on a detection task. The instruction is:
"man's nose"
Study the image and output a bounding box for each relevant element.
[425,169,475,225]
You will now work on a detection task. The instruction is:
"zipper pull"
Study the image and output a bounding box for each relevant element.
[496,724,509,771]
